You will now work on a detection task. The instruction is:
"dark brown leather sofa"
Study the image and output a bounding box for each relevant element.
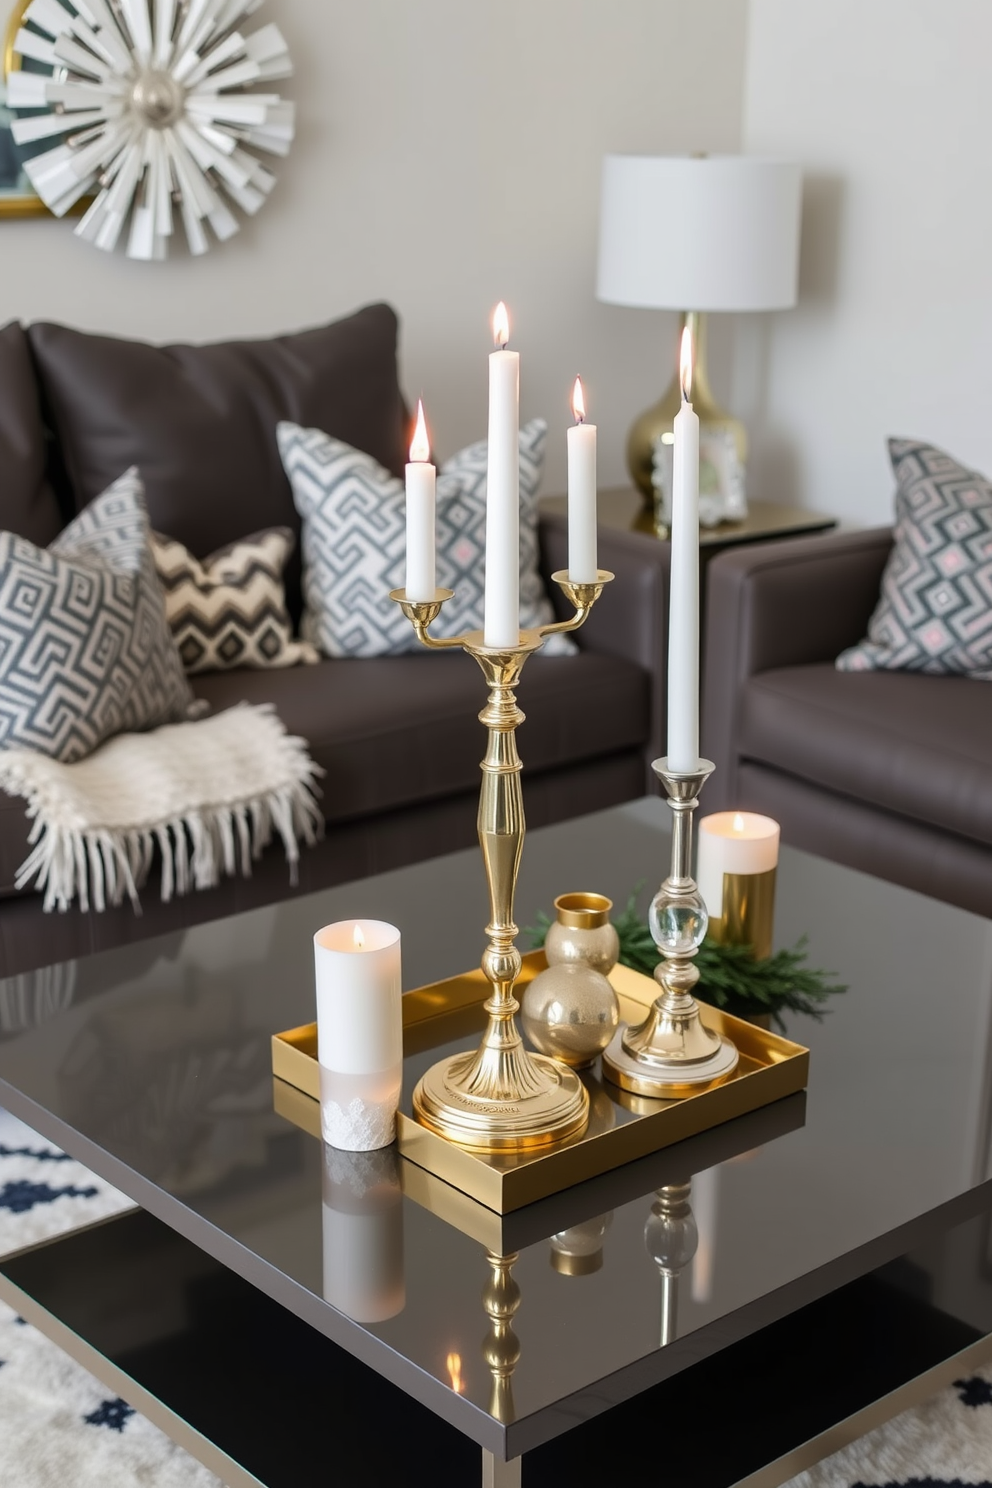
[703,527,992,918]
[0,306,670,975]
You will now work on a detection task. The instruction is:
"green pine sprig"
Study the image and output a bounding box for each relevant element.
[526,888,845,1033]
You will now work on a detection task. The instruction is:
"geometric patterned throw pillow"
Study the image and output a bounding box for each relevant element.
[837,438,992,678]
[151,528,320,674]
[0,470,198,763]
[276,417,575,658]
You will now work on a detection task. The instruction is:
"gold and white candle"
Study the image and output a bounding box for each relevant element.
[314,919,403,1151]
[696,812,780,959]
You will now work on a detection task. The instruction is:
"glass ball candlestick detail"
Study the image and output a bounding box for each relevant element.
[602,758,739,1097]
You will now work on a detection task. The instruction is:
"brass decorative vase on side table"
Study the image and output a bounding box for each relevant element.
[391,570,613,1152]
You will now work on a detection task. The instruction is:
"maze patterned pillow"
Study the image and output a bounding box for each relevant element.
[0,470,197,763]
[277,418,575,658]
[837,440,992,678]
[152,528,319,674]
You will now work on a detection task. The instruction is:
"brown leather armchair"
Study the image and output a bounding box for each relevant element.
[702,528,992,918]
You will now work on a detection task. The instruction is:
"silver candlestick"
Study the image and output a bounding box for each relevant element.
[602,757,739,1097]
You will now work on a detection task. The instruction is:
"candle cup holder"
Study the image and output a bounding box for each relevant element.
[602,757,740,1099]
[390,570,613,1151]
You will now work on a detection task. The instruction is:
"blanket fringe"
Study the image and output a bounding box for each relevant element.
[4,721,324,914]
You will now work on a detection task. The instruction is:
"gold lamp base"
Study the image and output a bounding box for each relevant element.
[627,310,748,509]
[392,570,612,1153]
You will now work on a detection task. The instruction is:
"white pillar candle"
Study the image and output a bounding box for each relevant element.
[667,326,700,773]
[322,1144,405,1323]
[484,301,520,648]
[696,812,780,922]
[314,919,402,1152]
[405,399,436,602]
[567,376,598,583]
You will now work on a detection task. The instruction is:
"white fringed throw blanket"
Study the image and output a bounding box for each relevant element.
[0,703,323,913]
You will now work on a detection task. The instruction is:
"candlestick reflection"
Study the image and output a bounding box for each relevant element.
[447,1352,466,1394]
[571,376,586,423]
[679,325,693,403]
[493,301,510,349]
[409,400,430,463]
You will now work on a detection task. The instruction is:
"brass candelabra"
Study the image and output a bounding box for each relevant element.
[391,570,612,1151]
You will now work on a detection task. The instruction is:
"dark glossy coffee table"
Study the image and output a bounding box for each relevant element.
[1,798,991,1488]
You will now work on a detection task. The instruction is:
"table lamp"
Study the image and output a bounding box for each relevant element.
[596,154,802,512]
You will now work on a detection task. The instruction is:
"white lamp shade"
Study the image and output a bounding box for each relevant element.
[597,155,802,313]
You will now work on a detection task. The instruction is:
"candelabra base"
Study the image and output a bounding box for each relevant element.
[602,1026,738,1099]
[413,1050,589,1153]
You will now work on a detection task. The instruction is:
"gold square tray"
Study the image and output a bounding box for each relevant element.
[272,951,809,1214]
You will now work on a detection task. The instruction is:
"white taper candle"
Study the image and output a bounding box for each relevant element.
[567,376,598,583]
[484,302,520,648]
[667,326,700,772]
[405,399,436,601]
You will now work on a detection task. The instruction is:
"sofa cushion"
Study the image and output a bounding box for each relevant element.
[0,322,63,547]
[838,438,992,678]
[192,650,648,826]
[739,663,992,848]
[0,470,196,763]
[26,304,408,617]
[278,417,575,658]
[152,528,319,674]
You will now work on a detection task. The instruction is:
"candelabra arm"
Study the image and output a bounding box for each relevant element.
[388,587,469,649]
[540,570,614,637]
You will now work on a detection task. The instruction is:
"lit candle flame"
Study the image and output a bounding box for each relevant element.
[571,376,586,424]
[492,301,509,350]
[732,813,745,832]
[353,924,366,949]
[447,1352,465,1394]
[409,399,430,463]
[680,324,693,404]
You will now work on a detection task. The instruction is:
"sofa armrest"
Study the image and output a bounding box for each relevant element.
[701,526,893,808]
[539,511,669,770]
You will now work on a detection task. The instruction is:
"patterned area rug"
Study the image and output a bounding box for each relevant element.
[0,1105,990,1487]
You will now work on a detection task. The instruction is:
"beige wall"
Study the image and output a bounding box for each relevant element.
[0,0,747,491]
[739,0,992,525]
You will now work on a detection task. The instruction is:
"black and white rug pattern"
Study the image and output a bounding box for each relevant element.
[1,1105,990,1487]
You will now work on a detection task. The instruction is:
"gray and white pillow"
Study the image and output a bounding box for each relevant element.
[277,417,576,658]
[152,527,319,674]
[838,439,992,678]
[0,470,197,763]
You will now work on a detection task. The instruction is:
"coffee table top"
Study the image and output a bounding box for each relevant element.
[0,798,990,1459]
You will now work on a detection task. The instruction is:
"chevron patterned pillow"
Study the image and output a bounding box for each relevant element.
[0,470,198,763]
[837,438,992,678]
[277,417,576,658]
[152,528,319,674]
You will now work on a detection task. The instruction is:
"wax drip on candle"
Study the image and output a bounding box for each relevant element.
[493,301,510,350]
[571,376,586,424]
[680,324,693,404]
[410,399,430,462]
[353,924,366,950]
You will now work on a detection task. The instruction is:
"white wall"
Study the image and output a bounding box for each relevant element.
[739,0,992,526]
[0,0,747,491]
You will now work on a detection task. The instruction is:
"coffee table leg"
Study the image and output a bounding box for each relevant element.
[482,1448,521,1487]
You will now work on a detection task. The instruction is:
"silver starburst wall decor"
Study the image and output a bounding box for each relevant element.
[7,0,294,258]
